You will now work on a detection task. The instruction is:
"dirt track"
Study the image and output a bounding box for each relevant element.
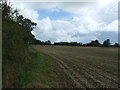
[33,45,118,88]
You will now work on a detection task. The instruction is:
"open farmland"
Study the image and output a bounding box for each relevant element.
[33,45,118,88]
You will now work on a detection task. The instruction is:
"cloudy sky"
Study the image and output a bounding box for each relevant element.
[12,0,118,44]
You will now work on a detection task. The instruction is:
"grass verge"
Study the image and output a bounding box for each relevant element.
[18,52,58,88]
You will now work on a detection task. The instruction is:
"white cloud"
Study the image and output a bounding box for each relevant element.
[101,20,118,32]
[20,8,39,22]
[12,3,40,22]
[12,1,118,43]
[32,16,117,43]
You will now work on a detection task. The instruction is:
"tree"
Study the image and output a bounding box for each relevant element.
[2,1,37,87]
[114,43,119,47]
[94,40,101,47]
[103,39,110,47]
[45,40,51,45]
[86,40,101,47]
[2,1,37,62]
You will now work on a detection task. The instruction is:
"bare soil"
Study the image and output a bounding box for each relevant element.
[33,45,118,88]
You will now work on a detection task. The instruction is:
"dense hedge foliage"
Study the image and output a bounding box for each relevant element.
[1,1,37,87]
[2,1,37,62]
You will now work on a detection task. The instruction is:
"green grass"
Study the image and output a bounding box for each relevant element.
[18,52,58,88]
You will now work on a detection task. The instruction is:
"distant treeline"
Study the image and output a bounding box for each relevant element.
[32,39,120,47]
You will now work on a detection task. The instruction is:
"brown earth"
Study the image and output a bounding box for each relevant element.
[33,45,118,88]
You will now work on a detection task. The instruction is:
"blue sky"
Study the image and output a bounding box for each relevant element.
[37,9,74,20]
[13,1,118,44]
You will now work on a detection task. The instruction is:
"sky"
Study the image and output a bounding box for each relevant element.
[11,0,119,44]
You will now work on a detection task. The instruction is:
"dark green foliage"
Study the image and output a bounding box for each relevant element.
[45,40,51,45]
[85,40,102,47]
[103,39,110,47]
[31,39,52,45]
[53,40,118,47]
[2,1,37,87]
[114,43,119,47]
[2,1,37,62]
[54,42,79,46]
[94,40,101,46]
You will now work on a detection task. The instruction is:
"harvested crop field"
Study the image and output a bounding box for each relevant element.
[33,45,118,88]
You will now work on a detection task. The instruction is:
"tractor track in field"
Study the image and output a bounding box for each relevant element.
[58,55,118,87]
[52,55,112,88]
[34,47,94,88]
[33,45,118,88]
[51,55,94,88]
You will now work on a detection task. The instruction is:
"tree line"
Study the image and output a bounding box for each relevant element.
[2,1,37,87]
[32,39,120,47]
[2,1,37,62]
